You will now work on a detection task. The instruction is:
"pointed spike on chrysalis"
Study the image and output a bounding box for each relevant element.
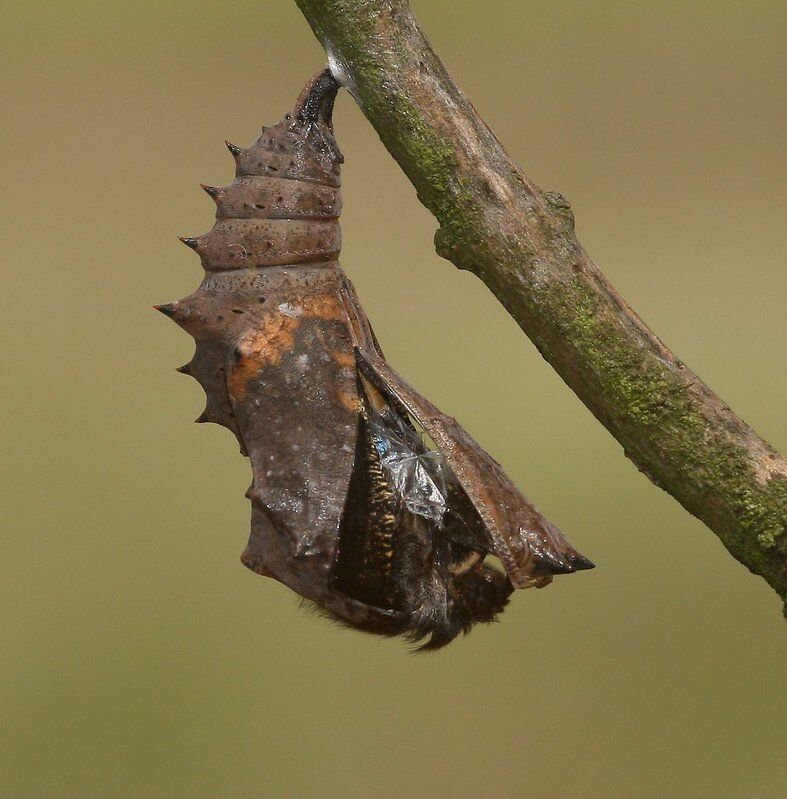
[539,549,575,575]
[154,303,176,318]
[200,183,220,200]
[178,236,200,250]
[225,140,242,157]
[568,553,596,571]
[154,299,202,333]
[195,411,211,424]
[176,363,192,375]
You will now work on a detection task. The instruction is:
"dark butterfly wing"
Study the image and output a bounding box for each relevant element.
[338,279,594,589]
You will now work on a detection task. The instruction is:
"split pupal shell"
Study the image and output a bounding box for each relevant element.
[158,70,594,648]
[159,72,398,627]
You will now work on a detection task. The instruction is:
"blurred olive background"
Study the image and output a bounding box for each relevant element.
[1,1,785,797]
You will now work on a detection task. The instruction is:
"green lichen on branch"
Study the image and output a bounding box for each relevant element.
[542,274,787,594]
[294,0,787,610]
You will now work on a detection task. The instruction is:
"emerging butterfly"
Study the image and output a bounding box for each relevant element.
[157,70,593,649]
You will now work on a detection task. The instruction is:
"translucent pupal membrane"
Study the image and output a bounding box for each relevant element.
[368,408,449,527]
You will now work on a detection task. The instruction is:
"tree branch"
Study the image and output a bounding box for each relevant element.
[294,0,787,609]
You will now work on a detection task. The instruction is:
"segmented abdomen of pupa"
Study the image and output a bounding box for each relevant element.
[188,119,342,272]
[157,73,346,454]
[155,72,387,620]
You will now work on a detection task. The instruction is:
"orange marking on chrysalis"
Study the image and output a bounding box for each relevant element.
[226,294,346,401]
[330,349,356,369]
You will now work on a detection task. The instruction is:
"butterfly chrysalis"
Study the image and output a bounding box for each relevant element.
[157,70,593,649]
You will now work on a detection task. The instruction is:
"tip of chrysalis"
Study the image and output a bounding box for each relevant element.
[195,411,210,424]
[178,236,200,250]
[176,363,192,375]
[200,184,220,199]
[225,140,242,157]
[569,554,595,571]
[547,560,577,575]
[154,303,176,317]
